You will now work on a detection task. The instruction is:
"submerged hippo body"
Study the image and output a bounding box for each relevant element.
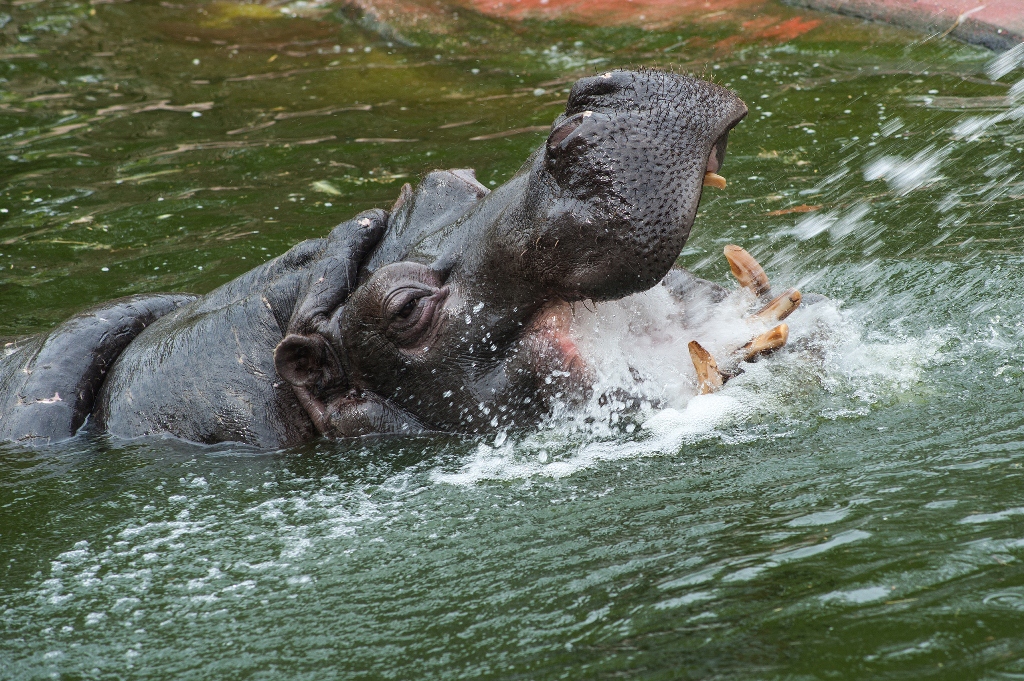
[0,70,748,448]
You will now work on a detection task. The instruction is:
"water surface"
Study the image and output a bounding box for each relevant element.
[2,1,1024,678]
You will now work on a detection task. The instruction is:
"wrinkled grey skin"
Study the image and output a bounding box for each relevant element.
[0,69,746,447]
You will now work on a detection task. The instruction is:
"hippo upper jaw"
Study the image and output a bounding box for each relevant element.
[469,69,748,305]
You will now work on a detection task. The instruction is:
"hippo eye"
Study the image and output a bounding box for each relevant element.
[397,298,418,319]
[383,285,449,349]
[385,286,431,322]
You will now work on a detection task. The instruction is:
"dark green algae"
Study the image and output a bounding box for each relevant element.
[3,1,1024,679]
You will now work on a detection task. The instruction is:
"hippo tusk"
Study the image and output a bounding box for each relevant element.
[686,324,790,395]
[723,245,770,296]
[741,324,789,362]
[753,288,801,322]
[688,340,725,395]
[703,172,727,189]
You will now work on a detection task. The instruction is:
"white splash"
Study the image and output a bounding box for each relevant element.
[434,280,935,486]
[786,202,873,242]
[950,56,1024,142]
[572,285,759,412]
[986,43,1024,81]
[864,146,949,194]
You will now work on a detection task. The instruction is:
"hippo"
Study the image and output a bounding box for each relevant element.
[0,69,801,448]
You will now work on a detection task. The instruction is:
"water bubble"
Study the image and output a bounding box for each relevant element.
[983,589,1024,610]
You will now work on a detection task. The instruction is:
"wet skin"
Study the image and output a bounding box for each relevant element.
[0,70,747,447]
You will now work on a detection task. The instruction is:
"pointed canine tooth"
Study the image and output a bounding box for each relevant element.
[688,340,725,395]
[753,288,801,322]
[724,245,770,296]
[703,172,727,189]
[741,324,789,362]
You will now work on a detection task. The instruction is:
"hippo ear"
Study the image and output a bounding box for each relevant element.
[274,333,343,390]
[288,210,387,338]
[391,182,413,213]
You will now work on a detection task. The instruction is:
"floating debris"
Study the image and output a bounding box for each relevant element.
[469,125,549,141]
[310,180,342,196]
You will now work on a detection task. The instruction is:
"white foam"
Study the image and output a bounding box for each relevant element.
[434,282,935,486]
[959,507,1024,524]
[820,585,890,604]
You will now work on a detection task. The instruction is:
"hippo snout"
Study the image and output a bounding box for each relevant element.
[480,69,748,303]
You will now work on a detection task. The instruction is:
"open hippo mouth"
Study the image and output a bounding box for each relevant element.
[275,69,752,437]
[514,123,739,394]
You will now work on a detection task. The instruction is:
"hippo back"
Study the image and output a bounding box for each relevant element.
[93,214,385,448]
[0,294,196,444]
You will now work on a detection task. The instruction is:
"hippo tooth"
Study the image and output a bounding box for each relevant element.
[723,245,770,296]
[741,324,789,362]
[753,288,801,322]
[703,172,727,189]
[688,340,725,395]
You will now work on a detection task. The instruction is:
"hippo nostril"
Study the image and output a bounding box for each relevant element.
[548,121,577,149]
[547,111,590,152]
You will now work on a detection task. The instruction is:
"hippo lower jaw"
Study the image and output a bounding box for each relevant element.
[522,244,805,414]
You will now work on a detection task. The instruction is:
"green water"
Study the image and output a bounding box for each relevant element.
[3,1,1024,678]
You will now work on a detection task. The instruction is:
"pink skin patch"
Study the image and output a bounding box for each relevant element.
[519,300,592,395]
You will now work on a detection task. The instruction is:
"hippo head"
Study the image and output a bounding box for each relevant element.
[275,69,747,437]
